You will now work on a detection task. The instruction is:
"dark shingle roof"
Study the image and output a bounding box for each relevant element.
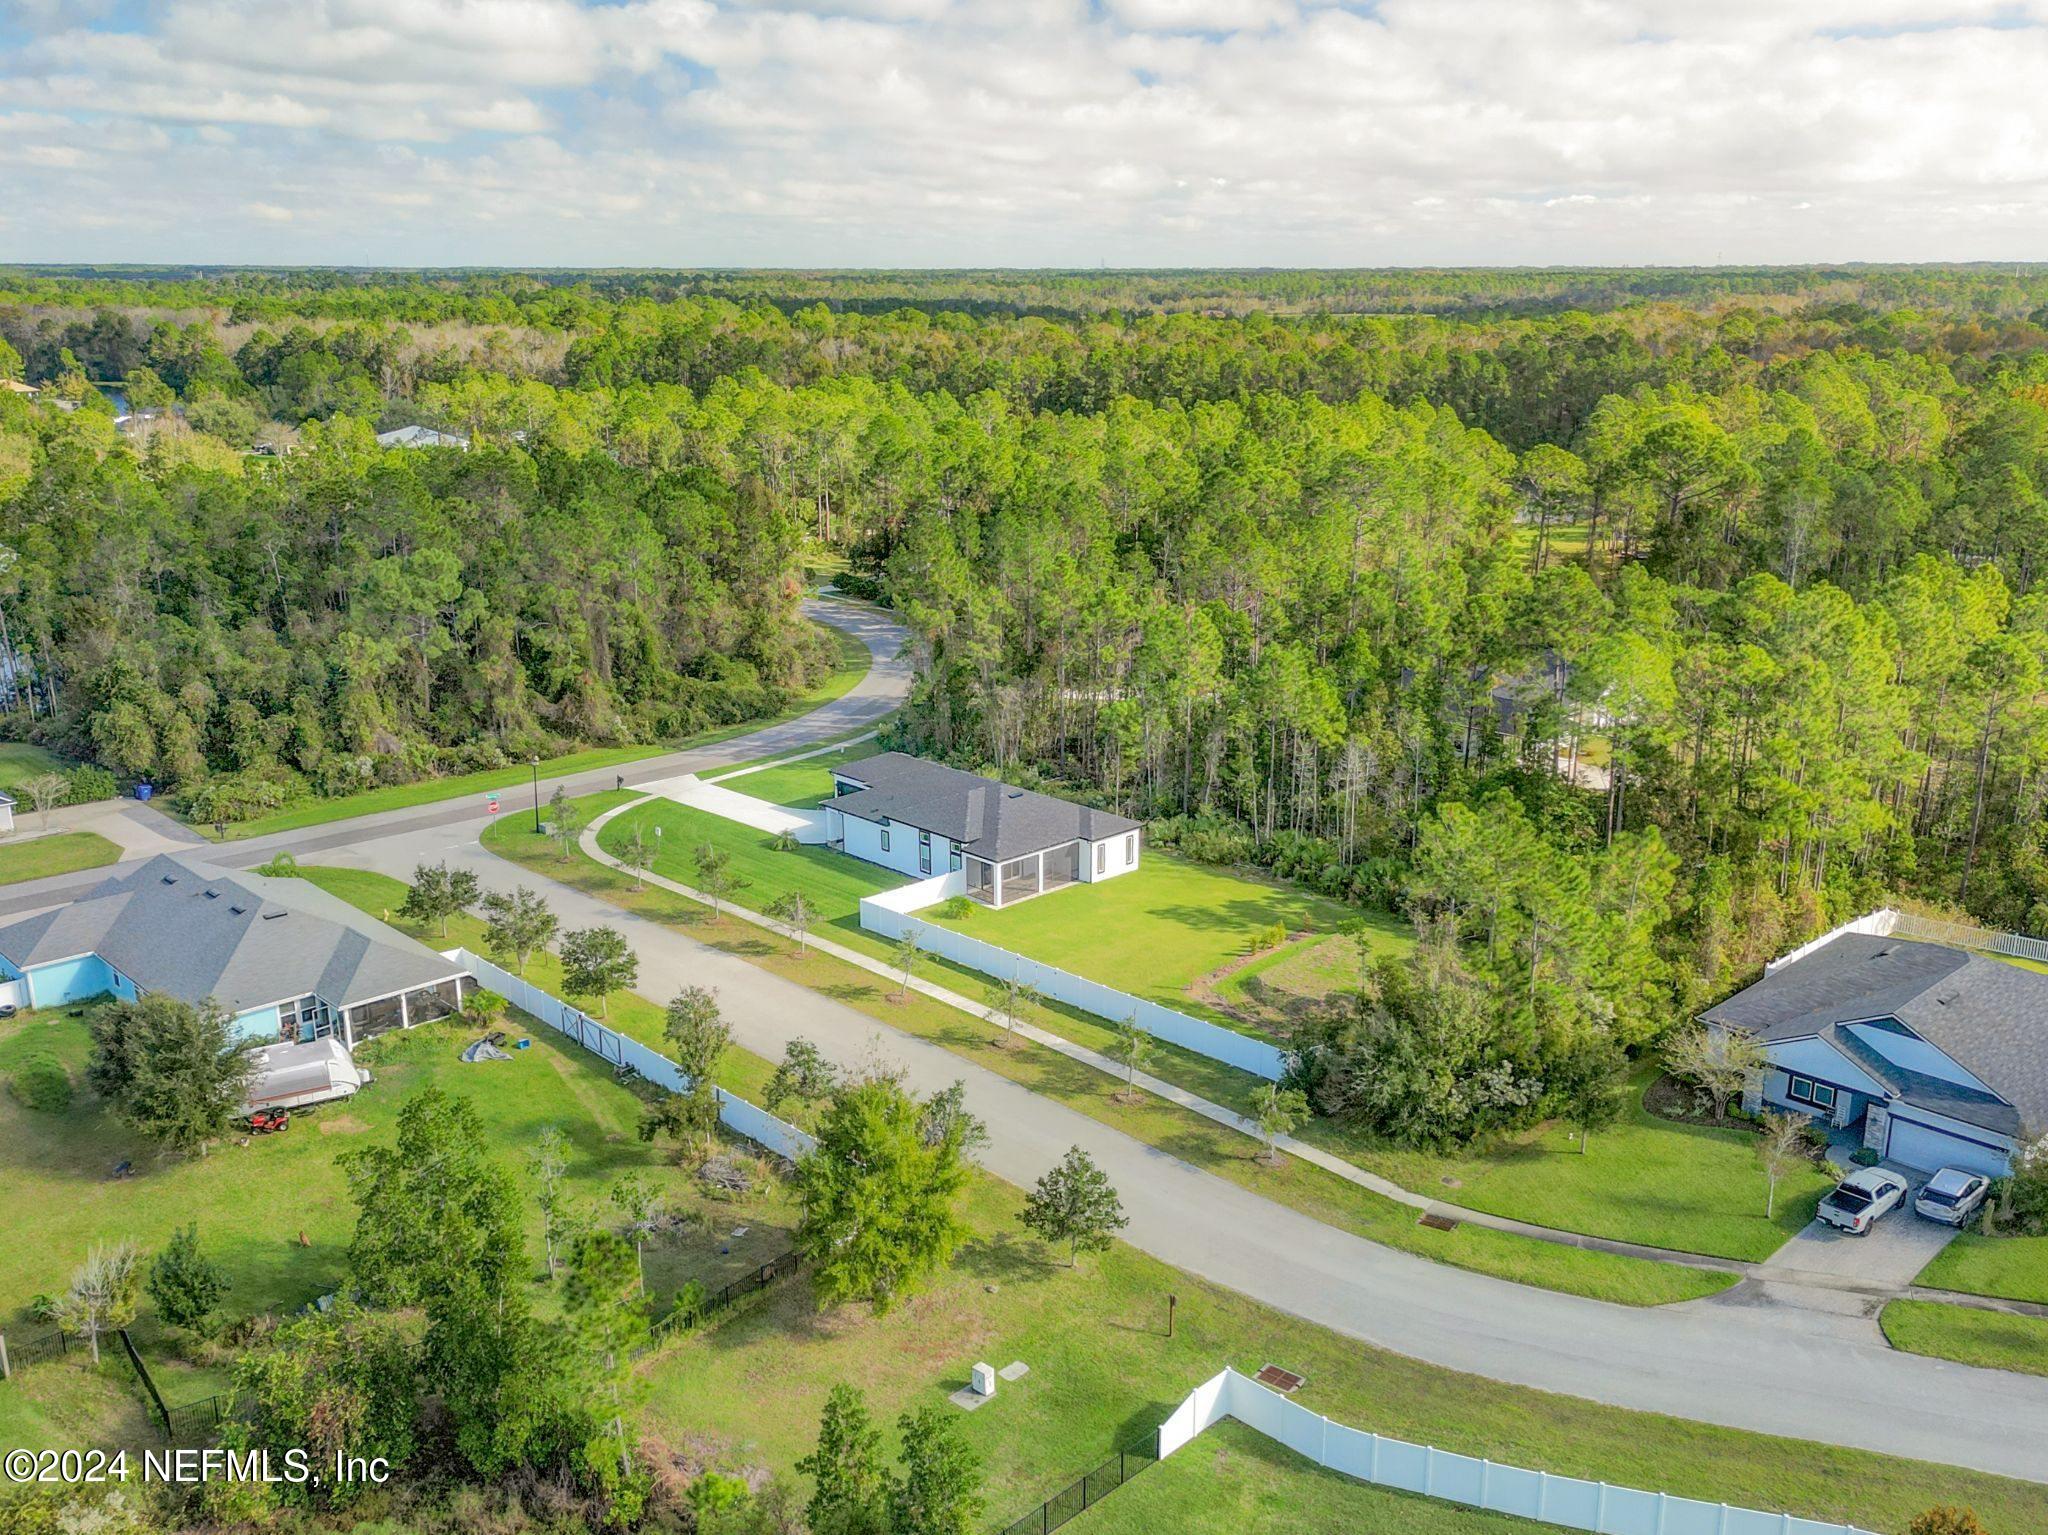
[0,854,465,1015]
[1702,932,2047,1138]
[830,752,1141,865]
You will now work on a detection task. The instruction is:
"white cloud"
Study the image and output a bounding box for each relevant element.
[2,0,2048,262]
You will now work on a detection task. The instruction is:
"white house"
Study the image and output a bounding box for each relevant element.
[1703,930,2048,1177]
[0,790,14,835]
[822,751,1141,908]
[375,424,470,450]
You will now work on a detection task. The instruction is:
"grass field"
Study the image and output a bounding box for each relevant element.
[922,852,1408,1029]
[1074,1420,1575,1535]
[0,741,72,796]
[0,829,121,885]
[1336,1067,1834,1261]
[193,617,873,843]
[711,739,881,805]
[1881,1300,2048,1379]
[645,1176,2048,1535]
[1914,1229,2048,1304]
[487,803,1733,1307]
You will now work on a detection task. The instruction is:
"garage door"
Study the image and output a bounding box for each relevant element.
[1886,1114,2010,1178]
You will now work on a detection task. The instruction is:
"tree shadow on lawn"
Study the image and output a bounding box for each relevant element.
[1142,895,1336,940]
[956,1230,1063,1287]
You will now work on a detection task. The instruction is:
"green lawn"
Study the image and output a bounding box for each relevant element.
[646,1176,2048,1535]
[1076,1419,1575,1535]
[0,741,73,796]
[923,852,1408,1030]
[487,804,1732,1307]
[0,829,121,885]
[1882,1300,2048,1379]
[710,739,881,806]
[193,617,873,843]
[1333,1068,1834,1262]
[1915,1229,2048,1304]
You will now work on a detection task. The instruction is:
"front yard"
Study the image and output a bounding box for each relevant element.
[1913,1228,2048,1303]
[0,829,122,885]
[1881,1299,2048,1379]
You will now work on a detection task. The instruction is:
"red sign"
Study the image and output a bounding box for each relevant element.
[487,794,500,815]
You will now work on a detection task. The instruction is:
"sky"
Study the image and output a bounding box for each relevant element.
[3,0,2048,267]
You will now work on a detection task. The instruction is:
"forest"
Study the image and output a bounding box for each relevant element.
[3,264,2047,983]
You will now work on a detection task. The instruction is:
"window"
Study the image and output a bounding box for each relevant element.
[919,830,932,875]
[949,847,962,872]
[880,827,891,853]
[1125,832,1137,866]
[1095,842,1106,875]
[1787,1075,1837,1111]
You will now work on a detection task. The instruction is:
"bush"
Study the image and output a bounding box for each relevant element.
[935,895,974,921]
[1851,1147,1882,1167]
[9,1052,72,1112]
[66,764,118,804]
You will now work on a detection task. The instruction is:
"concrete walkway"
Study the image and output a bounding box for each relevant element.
[318,806,2048,1483]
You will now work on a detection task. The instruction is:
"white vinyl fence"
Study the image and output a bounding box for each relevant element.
[444,948,815,1162]
[1159,1369,1878,1535]
[858,894,1287,1081]
[1767,907,2048,971]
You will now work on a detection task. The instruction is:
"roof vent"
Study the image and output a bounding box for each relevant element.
[160,874,178,885]
[1007,790,1024,799]
[203,889,220,900]
[261,911,286,921]
[228,904,247,915]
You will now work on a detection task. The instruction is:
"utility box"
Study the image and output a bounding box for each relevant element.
[970,1362,997,1398]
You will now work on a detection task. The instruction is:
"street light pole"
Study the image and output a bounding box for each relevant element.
[530,756,542,834]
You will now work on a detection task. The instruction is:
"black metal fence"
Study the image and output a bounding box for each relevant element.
[649,1251,800,1341]
[998,1428,1161,1535]
[163,1392,230,1441]
[1,1325,73,1370]
[114,1328,170,1436]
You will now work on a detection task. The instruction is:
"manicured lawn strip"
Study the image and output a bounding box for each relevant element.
[1326,1067,1833,1262]
[0,741,74,794]
[1074,1419,1574,1535]
[646,1176,2048,1535]
[712,739,881,804]
[193,618,873,843]
[486,809,1731,1305]
[1881,1300,2048,1379]
[921,852,1402,1031]
[1915,1229,2048,1304]
[0,829,122,885]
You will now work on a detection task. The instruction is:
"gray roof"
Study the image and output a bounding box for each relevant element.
[375,424,469,449]
[830,752,1141,865]
[0,853,464,1015]
[1702,932,2047,1137]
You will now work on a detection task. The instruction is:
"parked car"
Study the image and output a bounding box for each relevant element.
[1913,1167,1992,1226]
[1816,1167,1911,1234]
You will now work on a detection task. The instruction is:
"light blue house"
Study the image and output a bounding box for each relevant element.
[0,853,471,1049]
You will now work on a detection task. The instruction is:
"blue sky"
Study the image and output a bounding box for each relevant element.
[2,0,2046,266]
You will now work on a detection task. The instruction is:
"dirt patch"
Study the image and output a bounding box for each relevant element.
[1189,931,1354,1040]
[315,1114,368,1135]
[1643,1072,1750,1128]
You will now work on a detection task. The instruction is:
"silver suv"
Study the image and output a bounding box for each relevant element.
[1913,1167,1992,1226]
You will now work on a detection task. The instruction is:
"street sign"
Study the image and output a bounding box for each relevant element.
[487,793,500,815]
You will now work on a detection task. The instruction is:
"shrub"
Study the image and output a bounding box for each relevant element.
[769,829,800,853]
[66,764,118,804]
[935,895,974,921]
[1851,1147,1882,1167]
[9,1052,72,1112]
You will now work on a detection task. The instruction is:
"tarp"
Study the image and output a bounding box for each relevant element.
[460,1038,512,1063]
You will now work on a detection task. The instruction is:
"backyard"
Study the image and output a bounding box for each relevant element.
[644,1174,2048,1535]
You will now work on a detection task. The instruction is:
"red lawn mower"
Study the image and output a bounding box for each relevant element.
[246,1108,292,1134]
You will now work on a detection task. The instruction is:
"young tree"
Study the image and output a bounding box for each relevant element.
[764,1036,838,1119]
[796,1384,889,1535]
[891,926,924,1002]
[981,975,1039,1049]
[794,1079,970,1312]
[464,988,508,1029]
[1108,1013,1153,1103]
[560,925,637,1017]
[20,770,69,833]
[1021,1146,1128,1267]
[87,994,254,1155]
[918,1080,988,1157]
[55,1240,142,1363]
[1548,1030,1628,1153]
[480,884,558,975]
[527,1124,571,1278]
[622,826,653,889]
[1663,1022,1765,1123]
[398,860,482,937]
[693,841,745,917]
[608,1172,659,1290]
[665,986,731,1085]
[889,1405,985,1535]
[561,1227,650,1498]
[1250,1084,1310,1165]
[147,1223,230,1335]
[767,888,815,954]
[1756,1111,1808,1219]
[547,784,584,862]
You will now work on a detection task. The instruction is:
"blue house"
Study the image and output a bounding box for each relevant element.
[1703,930,2048,1178]
[0,853,471,1049]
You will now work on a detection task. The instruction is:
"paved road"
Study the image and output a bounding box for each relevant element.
[8,597,2048,1485]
